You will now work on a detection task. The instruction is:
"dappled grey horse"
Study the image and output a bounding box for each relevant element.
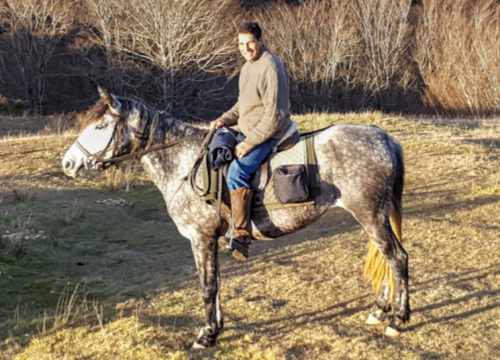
[62,88,410,348]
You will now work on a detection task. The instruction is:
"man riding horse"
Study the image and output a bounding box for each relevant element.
[211,21,295,261]
[62,21,410,348]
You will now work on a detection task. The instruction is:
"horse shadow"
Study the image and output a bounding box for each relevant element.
[219,263,500,343]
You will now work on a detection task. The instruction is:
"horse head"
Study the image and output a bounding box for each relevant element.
[62,87,137,178]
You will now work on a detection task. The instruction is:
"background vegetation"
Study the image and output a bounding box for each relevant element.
[0,0,498,118]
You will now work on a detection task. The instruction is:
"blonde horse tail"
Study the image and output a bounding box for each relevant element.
[364,141,404,303]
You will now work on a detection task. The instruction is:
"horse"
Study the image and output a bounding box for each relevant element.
[62,87,410,348]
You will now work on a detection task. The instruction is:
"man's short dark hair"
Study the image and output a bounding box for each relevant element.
[239,21,262,41]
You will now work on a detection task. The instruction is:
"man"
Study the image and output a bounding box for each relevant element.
[211,21,293,260]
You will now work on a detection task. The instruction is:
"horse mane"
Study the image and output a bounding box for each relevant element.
[77,94,208,141]
[77,98,109,130]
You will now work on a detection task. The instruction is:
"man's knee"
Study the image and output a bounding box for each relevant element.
[227,160,244,184]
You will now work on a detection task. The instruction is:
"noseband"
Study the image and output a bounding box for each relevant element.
[75,112,126,169]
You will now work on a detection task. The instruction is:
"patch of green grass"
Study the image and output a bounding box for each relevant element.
[0,183,179,342]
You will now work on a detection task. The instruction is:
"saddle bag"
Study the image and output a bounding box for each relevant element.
[272,164,309,204]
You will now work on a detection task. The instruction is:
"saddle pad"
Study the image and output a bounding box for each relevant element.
[252,138,308,206]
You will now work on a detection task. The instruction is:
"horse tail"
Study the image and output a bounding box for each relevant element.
[364,140,404,302]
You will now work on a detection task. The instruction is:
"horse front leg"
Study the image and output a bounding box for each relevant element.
[190,234,223,349]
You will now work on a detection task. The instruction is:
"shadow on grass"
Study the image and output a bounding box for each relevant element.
[1,169,498,351]
[407,293,500,331]
[461,138,500,150]
[219,263,500,343]
[223,294,371,342]
[139,314,198,330]
[405,193,500,218]
[0,179,357,345]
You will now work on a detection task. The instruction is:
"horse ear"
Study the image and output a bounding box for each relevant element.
[97,86,121,115]
[97,86,111,102]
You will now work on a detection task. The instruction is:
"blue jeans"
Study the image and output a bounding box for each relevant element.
[227,138,279,190]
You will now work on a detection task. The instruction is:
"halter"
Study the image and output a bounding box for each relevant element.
[76,109,179,170]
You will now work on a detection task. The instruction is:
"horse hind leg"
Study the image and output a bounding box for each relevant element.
[362,213,410,336]
[365,279,391,325]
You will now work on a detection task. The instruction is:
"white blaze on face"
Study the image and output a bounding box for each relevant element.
[62,114,118,177]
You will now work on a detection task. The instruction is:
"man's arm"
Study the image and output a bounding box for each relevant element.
[211,100,239,129]
[220,101,239,126]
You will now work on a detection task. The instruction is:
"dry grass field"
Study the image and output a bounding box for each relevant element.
[0,113,499,359]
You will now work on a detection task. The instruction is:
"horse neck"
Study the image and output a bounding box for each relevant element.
[139,115,207,201]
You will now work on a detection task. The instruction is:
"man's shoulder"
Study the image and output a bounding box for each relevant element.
[262,50,280,63]
[259,51,284,71]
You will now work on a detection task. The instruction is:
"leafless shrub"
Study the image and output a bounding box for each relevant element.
[350,0,422,107]
[53,199,84,225]
[415,0,500,115]
[0,186,36,204]
[0,0,78,113]
[86,0,238,116]
[0,208,36,257]
[254,0,355,111]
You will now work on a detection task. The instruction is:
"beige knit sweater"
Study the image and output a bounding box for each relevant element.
[221,50,292,146]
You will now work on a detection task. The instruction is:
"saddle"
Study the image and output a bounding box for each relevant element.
[191,124,323,208]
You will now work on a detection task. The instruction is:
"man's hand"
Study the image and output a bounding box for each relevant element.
[235,141,253,158]
[210,118,225,129]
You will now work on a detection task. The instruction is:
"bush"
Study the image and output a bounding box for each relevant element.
[253,0,357,112]
[415,0,500,115]
[350,0,424,110]
[0,0,498,117]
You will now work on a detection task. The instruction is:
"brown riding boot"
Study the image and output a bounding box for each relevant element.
[229,187,253,261]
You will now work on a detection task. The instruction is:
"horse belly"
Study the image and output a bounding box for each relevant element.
[251,203,326,239]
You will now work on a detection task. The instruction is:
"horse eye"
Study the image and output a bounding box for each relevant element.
[95,121,108,130]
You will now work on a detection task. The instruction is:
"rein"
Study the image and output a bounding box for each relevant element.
[99,140,180,168]
[189,128,216,196]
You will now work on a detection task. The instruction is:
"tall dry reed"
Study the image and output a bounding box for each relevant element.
[415,0,500,115]
[254,0,356,112]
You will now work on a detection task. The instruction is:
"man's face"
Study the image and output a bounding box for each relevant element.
[238,33,262,62]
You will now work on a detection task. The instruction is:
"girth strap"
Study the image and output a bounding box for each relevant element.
[305,135,321,196]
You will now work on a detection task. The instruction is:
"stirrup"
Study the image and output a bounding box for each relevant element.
[229,238,249,261]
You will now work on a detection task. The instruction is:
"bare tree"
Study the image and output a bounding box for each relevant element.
[87,0,237,115]
[0,0,77,113]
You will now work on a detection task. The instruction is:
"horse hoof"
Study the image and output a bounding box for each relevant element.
[384,325,401,337]
[191,341,207,350]
[366,309,387,325]
[217,236,232,251]
[366,313,383,325]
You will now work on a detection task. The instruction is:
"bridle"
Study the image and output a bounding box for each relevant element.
[76,110,179,170]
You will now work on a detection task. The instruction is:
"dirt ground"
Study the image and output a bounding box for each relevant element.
[0,113,499,359]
